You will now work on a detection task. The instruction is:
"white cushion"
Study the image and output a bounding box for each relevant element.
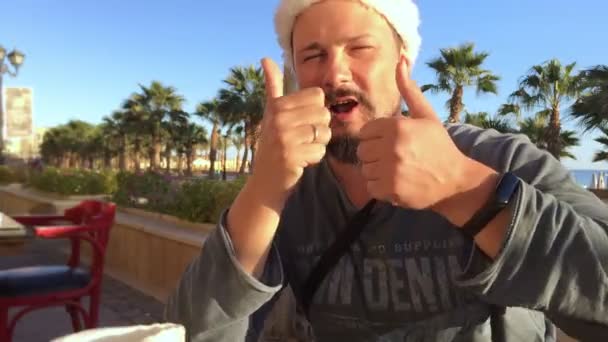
[52,323,185,342]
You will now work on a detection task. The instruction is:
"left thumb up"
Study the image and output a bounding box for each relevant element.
[396,56,441,122]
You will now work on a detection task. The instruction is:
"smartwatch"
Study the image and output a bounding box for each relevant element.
[461,172,521,238]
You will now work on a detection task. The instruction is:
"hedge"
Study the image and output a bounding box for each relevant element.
[28,167,118,195]
[14,167,246,224]
[0,166,29,184]
[111,171,246,224]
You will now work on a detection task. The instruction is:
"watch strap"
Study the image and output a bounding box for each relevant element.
[461,172,519,238]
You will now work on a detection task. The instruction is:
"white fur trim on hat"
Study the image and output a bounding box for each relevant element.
[274,0,421,73]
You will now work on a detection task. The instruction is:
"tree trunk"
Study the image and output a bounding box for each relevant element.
[103,150,112,169]
[222,141,228,181]
[150,125,162,171]
[118,135,127,171]
[239,127,250,174]
[248,122,261,171]
[239,137,249,174]
[448,85,464,124]
[208,123,219,178]
[119,151,127,171]
[177,154,184,174]
[153,140,162,171]
[69,154,78,168]
[546,107,562,159]
[165,144,172,174]
[133,137,141,172]
[235,146,242,172]
[186,147,194,176]
[88,157,95,169]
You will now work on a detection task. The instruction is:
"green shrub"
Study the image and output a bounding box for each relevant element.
[10,167,30,183]
[0,165,29,184]
[0,166,15,184]
[112,171,172,213]
[171,177,246,224]
[29,167,117,195]
[112,171,246,224]
[25,166,247,224]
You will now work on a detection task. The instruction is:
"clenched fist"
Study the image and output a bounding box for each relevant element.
[250,58,332,209]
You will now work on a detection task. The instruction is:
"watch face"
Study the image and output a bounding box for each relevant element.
[496,172,520,205]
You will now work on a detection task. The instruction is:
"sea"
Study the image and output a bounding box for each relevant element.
[570,169,608,189]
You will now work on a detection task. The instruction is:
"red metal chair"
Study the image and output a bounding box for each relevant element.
[0,200,116,341]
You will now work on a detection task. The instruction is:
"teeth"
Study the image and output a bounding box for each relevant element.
[333,99,355,106]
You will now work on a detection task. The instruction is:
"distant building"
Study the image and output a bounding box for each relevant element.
[1,87,45,160]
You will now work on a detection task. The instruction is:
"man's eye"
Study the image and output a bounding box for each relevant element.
[303,54,323,62]
[352,45,373,51]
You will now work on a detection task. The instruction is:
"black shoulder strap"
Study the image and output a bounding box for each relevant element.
[490,305,506,342]
[300,199,377,315]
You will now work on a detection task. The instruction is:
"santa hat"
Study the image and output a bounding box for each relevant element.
[274,0,422,73]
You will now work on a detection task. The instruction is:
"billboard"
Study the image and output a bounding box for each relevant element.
[3,87,33,138]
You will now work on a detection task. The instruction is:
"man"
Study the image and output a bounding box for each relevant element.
[165,0,608,341]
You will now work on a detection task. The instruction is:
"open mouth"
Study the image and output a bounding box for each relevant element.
[328,98,359,116]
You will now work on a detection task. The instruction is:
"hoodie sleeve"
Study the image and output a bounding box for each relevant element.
[447,124,608,339]
[164,209,284,342]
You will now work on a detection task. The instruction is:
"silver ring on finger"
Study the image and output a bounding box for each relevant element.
[311,124,318,143]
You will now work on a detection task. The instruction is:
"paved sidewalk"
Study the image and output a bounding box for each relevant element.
[0,239,165,342]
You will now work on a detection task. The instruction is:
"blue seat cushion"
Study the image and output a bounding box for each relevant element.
[0,265,91,297]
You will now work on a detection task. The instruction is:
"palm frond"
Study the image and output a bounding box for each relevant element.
[593,151,608,163]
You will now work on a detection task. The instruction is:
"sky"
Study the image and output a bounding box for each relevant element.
[1,0,607,169]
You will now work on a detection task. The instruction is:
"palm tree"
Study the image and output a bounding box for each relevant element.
[135,81,188,170]
[40,127,66,167]
[195,99,223,178]
[121,95,147,172]
[179,122,208,176]
[231,127,245,172]
[518,114,579,160]
[559,130,580,160]
[570,65,608,132]
[63,120,97,168]
[463,111,515,133]
[39,121,98,168]
[82,126,105,169]
[101,110,130,170]
[592,126,608,163]
[217,65,265,172]
[218,131,233,181]
[421,43,500,123]
[162,119,185,173]
[501,59,584,159]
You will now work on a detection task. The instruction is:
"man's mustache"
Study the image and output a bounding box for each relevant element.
[324,88,375,114]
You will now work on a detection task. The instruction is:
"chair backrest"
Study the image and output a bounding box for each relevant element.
[64,200,103,223]
[64,200,116,250]
[92,201,116,251]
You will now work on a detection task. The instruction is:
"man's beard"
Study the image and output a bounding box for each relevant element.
[324,87,375,165]
[325,88,376,165]
[327,135,361,165]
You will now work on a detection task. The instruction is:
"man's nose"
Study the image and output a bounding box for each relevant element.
[322,52,352,89]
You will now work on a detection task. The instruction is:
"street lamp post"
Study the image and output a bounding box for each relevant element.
[0,45,26,164]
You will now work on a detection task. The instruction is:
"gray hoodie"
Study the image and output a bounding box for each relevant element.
[165,124,608,341]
